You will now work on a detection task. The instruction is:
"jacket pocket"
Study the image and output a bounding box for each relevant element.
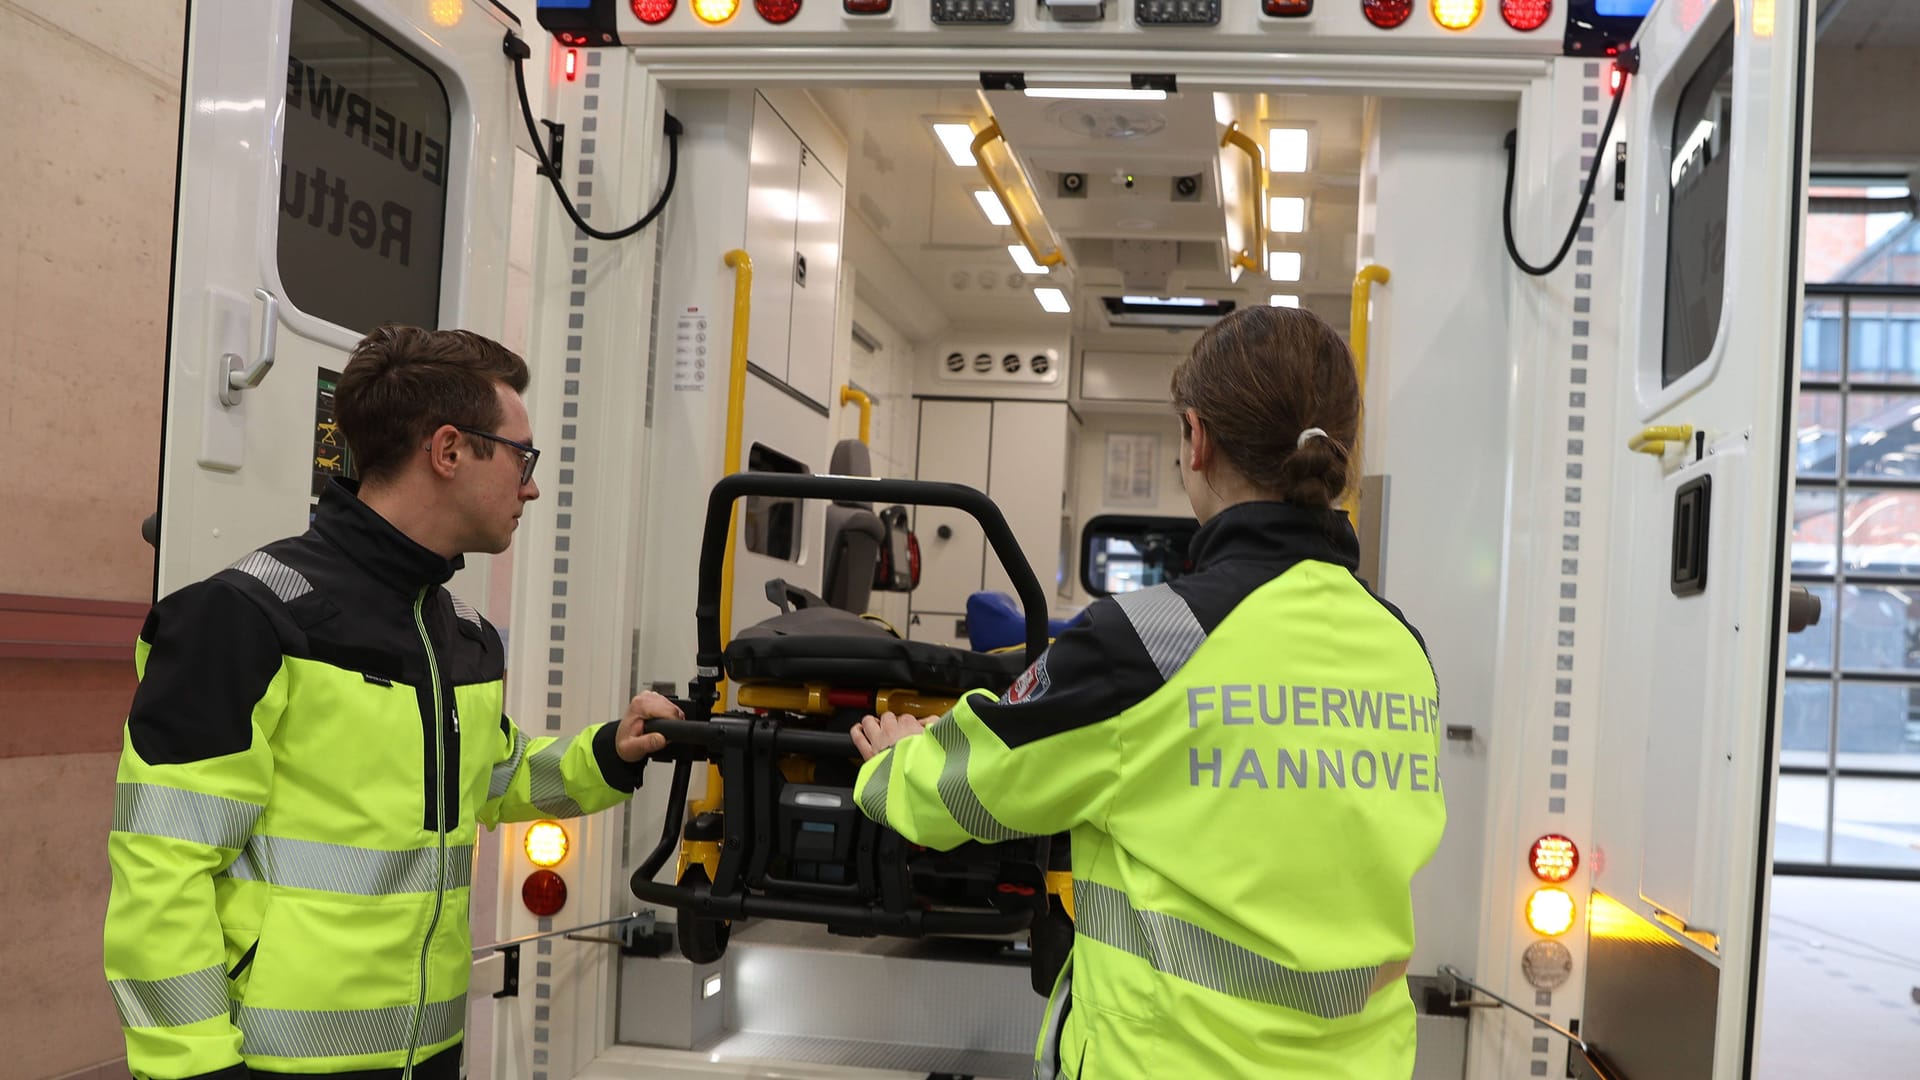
[228,935,260,1002]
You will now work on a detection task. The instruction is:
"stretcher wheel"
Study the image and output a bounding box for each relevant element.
[676,865,731,965]
[1029,897,1074,996]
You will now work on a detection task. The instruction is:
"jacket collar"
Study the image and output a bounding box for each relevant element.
[1187,500,1360,573]
[313,479,463,594]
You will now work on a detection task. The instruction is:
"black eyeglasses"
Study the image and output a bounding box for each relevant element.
[453,425,540,485]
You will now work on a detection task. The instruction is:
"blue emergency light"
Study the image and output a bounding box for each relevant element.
[1565,0,1650,56]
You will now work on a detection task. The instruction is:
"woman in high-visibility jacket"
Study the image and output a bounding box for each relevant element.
[852,304,1446,1079]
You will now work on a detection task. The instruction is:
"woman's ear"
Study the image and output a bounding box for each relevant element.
[1182,408,1210,473]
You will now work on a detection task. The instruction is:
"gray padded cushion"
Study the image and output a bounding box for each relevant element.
[829,439,873,508]
[824,505,886,612]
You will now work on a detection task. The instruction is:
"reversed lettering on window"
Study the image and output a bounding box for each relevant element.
[278,0,451,333]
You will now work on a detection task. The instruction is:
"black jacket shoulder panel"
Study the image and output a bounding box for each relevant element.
[970,597,1166,749]
[130,577,288,766]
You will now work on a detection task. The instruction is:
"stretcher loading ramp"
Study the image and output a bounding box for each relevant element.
[606,920,1468,1078]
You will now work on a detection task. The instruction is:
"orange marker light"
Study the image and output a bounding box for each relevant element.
[692,0,740,22]
[1527,887,1576,937]
[1431,0,1483,29]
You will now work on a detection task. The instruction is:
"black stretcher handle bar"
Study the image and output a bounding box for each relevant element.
[635,758,694,881]
[630,877,1037,936]
[645,717,855,757]
[694,473,1050,674]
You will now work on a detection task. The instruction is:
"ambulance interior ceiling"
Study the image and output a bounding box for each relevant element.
[811,86,1366,389]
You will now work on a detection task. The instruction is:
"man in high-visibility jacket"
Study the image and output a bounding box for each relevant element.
[852,304,1446,1078]
[104,326,677,1080]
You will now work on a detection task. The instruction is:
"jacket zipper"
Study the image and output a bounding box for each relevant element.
[404,588,450,1079]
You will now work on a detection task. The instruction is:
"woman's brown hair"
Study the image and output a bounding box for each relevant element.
[1169,305,1359,508]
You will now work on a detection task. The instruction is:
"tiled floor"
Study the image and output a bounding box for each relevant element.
[1755,876,1920,1078]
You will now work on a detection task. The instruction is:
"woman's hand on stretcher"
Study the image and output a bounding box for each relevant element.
[852,711,939,761]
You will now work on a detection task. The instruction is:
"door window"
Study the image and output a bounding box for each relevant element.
[280,0,451,332]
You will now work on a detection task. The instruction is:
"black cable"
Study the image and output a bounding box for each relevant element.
[1502,49,1638,277]
[503,32,681,242]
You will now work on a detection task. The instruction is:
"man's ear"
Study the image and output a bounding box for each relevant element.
[427,425,462,480]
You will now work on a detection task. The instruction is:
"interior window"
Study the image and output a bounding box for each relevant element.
[744,443,807,562]
[280,0,451,332]
[1080,514,1199,597]
[1660,26,1736,387]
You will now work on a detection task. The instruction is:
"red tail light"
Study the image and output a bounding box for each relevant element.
[755,0,802,21]
[633,0,677,22]
[1361,0,1413,28]
[1263,0,1314,14]
[1501,0,1551,30]
[522,869,569,916]
[1530,834,1580,883]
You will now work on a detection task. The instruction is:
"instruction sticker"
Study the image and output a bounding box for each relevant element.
[673,305,710,391]
[1105,432,1158,505]
[312,367,350,500]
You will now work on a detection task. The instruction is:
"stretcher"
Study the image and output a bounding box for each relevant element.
[632,473,1075,994]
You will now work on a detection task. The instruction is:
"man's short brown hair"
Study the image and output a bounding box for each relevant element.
[335,326,530,485]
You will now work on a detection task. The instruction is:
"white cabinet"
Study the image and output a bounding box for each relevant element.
[744,95,842,407]
[912,400,991,617]
[985,401,1072,601]
[788,149,842,405]
[910,399,1077,642]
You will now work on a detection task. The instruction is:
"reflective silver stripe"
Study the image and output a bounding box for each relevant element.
[113,782,260,849]
[1075,880,1387,1019]
[229,551,313,603]
[489,727,530,802]
[224,835,473,895]
[109,965,230,1030]
[449,593,482,629]
[930,715,1033,841]
[1113,584,1206,679]
[856,750,894,821]
[236,994,466,1060]
[527,740,584,817]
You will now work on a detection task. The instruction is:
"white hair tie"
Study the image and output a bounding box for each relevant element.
[1296,427,1329,449]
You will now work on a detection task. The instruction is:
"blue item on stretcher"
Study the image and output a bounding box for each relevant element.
[966,591,1086,654]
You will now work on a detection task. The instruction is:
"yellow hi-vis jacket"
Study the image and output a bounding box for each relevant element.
[856,501,1446,1079]
[104,481,645,1080]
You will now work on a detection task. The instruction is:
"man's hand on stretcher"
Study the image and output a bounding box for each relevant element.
[615,690,684,762]
[852,711,940,761]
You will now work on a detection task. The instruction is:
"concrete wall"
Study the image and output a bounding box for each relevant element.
[1,2,187,1076]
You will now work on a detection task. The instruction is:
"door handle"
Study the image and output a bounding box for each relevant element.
[220,288,279,407]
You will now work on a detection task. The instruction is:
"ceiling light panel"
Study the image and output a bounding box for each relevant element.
[932,123,978,166]
[975,190,1012,226]
[1269,128,1310,173]
[1269,196,1306,232]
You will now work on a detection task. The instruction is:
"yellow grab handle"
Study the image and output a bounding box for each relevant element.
[684,249,755,849]
[839,385,873,446]
[1628,425,1694,456]
[1220,123,1269,276]
[971,121,1066,269]
[1342,265,1391,522]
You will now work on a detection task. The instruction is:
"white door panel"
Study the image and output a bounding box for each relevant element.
[1586,1,1812,1075]
[159,0,518,600]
